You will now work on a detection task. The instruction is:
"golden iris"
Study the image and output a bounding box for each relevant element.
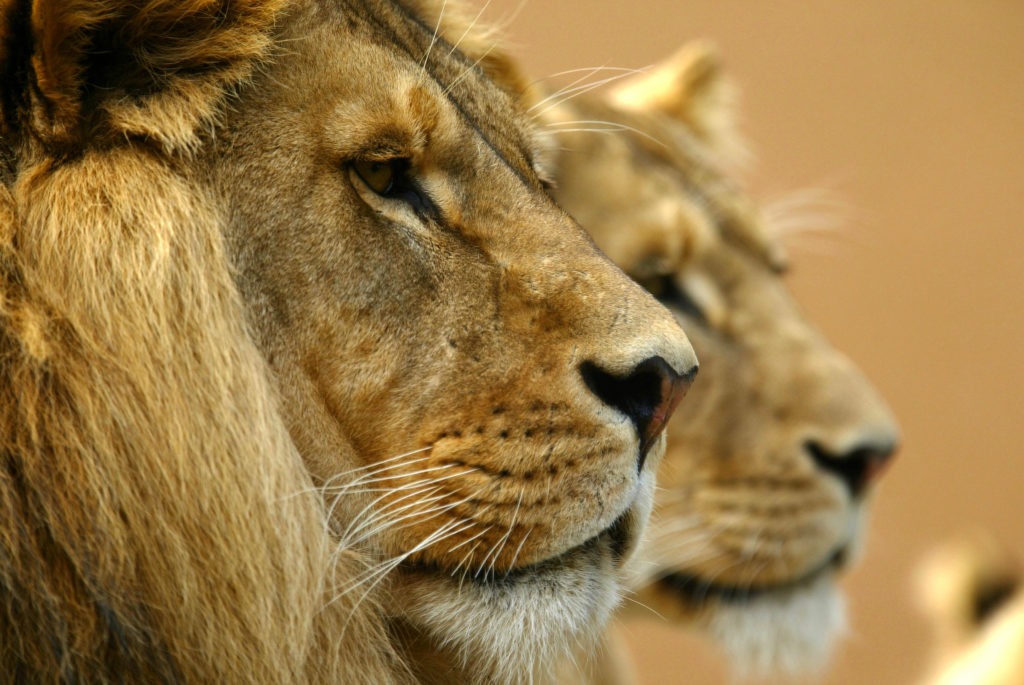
[353,159,395,195]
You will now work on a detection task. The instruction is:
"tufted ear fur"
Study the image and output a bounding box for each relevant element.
[609,41,745,163]
[22,0,285,151]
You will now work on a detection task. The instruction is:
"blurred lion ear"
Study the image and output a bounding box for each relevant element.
[609,41,744,160]
[28,0,285,150]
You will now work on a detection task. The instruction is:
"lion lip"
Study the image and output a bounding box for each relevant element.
[401,509,636,586]
[657,546,847,605]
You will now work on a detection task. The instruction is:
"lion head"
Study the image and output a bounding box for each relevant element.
[0,1,696,682]
[540,43,900,676]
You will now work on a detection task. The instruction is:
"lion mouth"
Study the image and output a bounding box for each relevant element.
[402,509,634,586]
[657,546,848,605]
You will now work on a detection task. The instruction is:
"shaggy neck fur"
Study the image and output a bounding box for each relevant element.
[0,1,408,681]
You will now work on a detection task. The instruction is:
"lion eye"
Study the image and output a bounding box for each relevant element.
[351,157,437,218]
[644,274,708,325]
[353,159,396,195]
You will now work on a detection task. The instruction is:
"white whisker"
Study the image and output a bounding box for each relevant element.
[334,506,481,598]
[443,42,498,97]
[454,538,488,592]
[343,481,490,548]
[762,186,850,255]
[346,462,459,488]
[527,66,611,113]
[336,485,445,545]
[529,69,650,120]
[328,446,431,482]
[505,524,534,575]
[528,68,644,117]
[446,0,493,58]
[281,447,433,500]
[447,518,492,554]
[420,0,449,75]
[479,491,523,581]
[342,469,471,498]
[535,65,648,84]
[332,517,476,628]
[543,118,668,149]
[342,488,458,546]
[621,594,666,621]
[321,450,432,487]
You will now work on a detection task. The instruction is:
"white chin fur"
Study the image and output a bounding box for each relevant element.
[402,557,621,685]
[400,474,657,684]
[705,574,847,681]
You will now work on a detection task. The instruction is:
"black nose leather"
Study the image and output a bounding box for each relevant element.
[805,439,897,499]
[581,356,697,472]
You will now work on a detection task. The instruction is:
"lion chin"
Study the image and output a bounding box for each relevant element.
[703,573,847,679]
[397,538,623,683]
[386,443,661,684]
[628,526,858,679]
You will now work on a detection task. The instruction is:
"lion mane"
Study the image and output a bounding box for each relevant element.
[0,2,402,681]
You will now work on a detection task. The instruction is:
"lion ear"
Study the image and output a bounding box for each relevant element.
[609,41,743,158]
[29,0,284,150]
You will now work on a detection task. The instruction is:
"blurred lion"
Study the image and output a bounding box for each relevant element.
[538,42,899,680]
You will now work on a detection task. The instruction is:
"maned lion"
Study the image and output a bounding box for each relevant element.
[538,43,900,679]
[917,532,1024,685]
[0,1,697,683]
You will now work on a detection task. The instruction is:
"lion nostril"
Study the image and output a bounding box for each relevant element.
[805,439,897,499]
[580,356,697,472]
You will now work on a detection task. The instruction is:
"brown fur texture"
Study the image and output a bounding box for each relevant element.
[2,1,404,681]
[917,533,1024,685]
[538,43,900,678]
[1,1,696,682]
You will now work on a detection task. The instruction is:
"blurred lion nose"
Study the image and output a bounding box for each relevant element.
[581,356,697,472]
[805,439,898,499]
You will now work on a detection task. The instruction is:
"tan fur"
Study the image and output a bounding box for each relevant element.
[1,1,696,682]
[917,533,1024,685]
[539,43,899,679]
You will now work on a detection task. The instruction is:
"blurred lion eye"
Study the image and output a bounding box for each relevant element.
[643,274,708,325]
[353,159,396,195]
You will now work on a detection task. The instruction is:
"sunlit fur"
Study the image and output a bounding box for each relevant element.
[535,43,900,680]
[917,533,1024,685]
[1,1,700,683]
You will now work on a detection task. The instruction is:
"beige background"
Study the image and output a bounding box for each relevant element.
[482,2,1024,684]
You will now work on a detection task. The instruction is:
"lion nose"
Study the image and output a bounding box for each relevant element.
[805,438,898,499]
[581,356,697,472]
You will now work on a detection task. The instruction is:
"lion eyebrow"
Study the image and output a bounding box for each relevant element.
[353,0,542,193]
[344,135,413,162]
